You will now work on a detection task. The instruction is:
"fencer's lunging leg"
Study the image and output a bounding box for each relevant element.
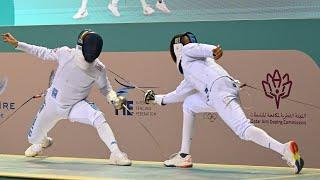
[164,99,195,167]
[180,93,216,154]
[25,99,58,157]
[164,93,214,168]
[69,100,121,153]
[244,126,285,155]
[69,100,131,165]
[209,78,303,173]
[93,114,131,165]
[180,107,195,155]
[165,108,194,168]
[93,115,131,165]
[94,115,120,153]
[208,79,285,155]
[212,95,285,155]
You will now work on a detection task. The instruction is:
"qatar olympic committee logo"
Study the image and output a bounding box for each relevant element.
[262,69,292,109]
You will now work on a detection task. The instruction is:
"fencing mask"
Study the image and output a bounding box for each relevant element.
[169,32,198,74]
[77,29,103,63]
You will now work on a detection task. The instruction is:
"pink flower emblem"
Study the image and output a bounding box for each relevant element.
[262,70,292,109]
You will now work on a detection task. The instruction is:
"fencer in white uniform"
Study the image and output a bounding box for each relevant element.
[73,0,170,19]
[1,31,131,166]
[145,32,304,174]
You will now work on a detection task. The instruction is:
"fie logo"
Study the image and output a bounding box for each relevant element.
[114,78,159,116]
[115,100,133,116]
[262,69,292,109]
[114,84,134,116]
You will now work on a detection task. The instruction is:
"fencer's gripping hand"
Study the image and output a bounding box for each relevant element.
[144,90,165,106]
[1,33,18,48]
[145,90,156,104]
[113,96,127,110]
[213,44,223,60]
[107,91,126,110]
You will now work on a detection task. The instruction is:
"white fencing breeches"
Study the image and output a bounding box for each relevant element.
[181,77,284,155]
[27,95,120,153]
[180,79,252,154]
[180,93,215,154]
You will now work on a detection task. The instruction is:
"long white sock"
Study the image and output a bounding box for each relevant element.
[96,122,121,153]
[244,126,285,155]
[140,0,148,8]
[180,111,195,154]
[111,0,119,5]
[79,0,88,12]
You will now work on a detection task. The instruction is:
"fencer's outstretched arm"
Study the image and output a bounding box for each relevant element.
[16,42,63,61]
[95,63,125,110]
[161,80,196,104]
[145,80,196,105]
[183,43,223,60]
[2,33,60,61]
[95,65,113,97]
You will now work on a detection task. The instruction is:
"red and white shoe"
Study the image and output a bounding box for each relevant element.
[164,153,193,168]
[282,141,304,174]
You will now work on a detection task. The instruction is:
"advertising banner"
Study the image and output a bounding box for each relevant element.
[0,50,319,167]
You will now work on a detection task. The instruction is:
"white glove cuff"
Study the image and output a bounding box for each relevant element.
[106,90,118,103]
[154,95,165,106]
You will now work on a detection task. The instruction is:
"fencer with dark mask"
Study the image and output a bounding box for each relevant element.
[1,31,131,166]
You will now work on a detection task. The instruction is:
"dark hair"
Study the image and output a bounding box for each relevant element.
[184,32,197,44]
